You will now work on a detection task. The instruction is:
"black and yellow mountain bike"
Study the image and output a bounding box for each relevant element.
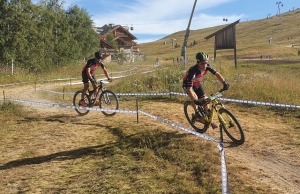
[184,89,245,144]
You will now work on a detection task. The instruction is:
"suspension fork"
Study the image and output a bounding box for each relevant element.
[215,102,228,127]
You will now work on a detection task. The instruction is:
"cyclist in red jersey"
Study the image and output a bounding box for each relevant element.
[80,51,111,107]
[182,52,229,128]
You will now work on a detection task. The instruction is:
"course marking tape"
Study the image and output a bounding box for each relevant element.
[34,88,300,109]
[1,98,137,114]
[139,110,219,143]
[219,143,230,194]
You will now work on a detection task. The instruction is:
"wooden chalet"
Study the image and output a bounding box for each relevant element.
[96,24,139,53]
[99,37,116,53]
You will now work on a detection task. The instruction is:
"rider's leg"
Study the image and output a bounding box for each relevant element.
[81,83,89,99]
[90,82,97,96]
[81,72,89,99]
[185,86,198,113]
[198,97,218,128]
[90,75,98,95]
[194,85,207,111]
[190,86,206,119]
[79,83,89,107]
[194,86,217,128]
[80,73,89,107]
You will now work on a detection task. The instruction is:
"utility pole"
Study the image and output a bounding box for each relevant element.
[276,2,283,23]
[181,0,197,67]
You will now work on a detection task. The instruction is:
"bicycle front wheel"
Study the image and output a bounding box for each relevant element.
[99,90,119,116]
[73,90,91,116]
[218,108,245,144]
[184,101,209,133]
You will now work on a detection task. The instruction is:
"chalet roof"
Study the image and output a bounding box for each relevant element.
[98,24,137,40]
[98,24,111,36]
[100,38,116,49]
[205,19,240,40]
[115,37,126,44]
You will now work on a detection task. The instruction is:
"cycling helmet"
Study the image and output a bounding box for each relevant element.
[196,52,209,62]
[94,51,102,59]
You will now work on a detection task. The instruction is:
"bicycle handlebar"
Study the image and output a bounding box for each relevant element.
[209,88,228,101]
[195,88,227,105]
[98,79,110,84]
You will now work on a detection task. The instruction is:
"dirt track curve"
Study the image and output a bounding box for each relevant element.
[1,81,300,194]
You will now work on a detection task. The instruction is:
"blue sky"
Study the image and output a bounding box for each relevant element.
[32,0,298,44]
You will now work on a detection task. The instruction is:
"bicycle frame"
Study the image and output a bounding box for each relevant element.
[210,100,231,129]
[88,81,107,105]
[201,92,224,124]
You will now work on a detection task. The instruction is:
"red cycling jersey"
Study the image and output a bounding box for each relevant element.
[182,64,216,88]
[82,58,105,76]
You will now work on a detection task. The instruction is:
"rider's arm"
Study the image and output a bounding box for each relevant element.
[214,72,225,83]
[99,61,110,79]
[86,68,93,80]
[102,67,110,79]
[215,71,229,90]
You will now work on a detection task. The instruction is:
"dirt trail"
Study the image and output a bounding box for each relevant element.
[1,82,300,194]
[231,114,300,194]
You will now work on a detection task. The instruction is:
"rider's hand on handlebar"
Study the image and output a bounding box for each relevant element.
[90,79,96,83]
[222,81,230,90]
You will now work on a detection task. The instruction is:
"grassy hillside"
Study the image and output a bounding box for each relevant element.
[127,10,300,108]
[139,9,300,62]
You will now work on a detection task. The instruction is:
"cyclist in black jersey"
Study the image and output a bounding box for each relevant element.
[182,52,230,128]
[80,51,111,107]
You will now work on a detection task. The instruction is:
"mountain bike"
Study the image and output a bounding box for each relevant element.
[73,79,119,116]
[184,89,245,144]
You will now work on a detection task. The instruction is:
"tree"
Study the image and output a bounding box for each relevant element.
[0,0,100,72]
[66,5,99,59]
[106,31,118,48]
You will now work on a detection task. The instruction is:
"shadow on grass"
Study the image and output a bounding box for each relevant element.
[18,114,76,124]
[0,124,187,170]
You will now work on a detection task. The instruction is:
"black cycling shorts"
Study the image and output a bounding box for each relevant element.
[82,72,96,83]
[182,84,205,98]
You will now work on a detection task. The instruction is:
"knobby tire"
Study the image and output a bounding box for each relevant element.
[218,108,245,144]
[99,90,119,116]
[73,90,91,116]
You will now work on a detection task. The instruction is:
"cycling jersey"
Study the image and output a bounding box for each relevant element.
[182,64,217,88]
[82,58,105,75]
[82,58,105,83]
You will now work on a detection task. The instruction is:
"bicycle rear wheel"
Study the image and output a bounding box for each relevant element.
[218,108,245,144]
[73,90,91,116]
[99,90,119,116]
[184,101,209,133]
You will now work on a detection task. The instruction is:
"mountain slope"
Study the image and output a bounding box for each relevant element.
[139,9,300,60]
